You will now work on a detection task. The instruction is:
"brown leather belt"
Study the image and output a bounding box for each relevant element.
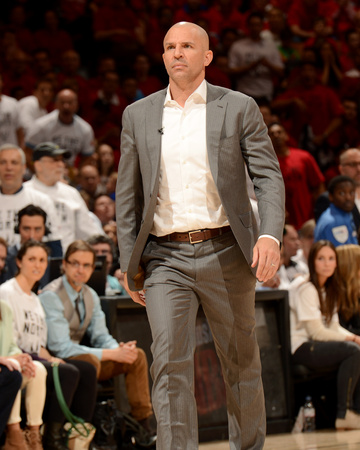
[152,225,231,244]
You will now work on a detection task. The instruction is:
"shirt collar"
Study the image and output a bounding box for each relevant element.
[164,79,207,107]
[63,274,83,302]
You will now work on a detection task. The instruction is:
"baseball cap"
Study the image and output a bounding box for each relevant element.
[33,142,71,161]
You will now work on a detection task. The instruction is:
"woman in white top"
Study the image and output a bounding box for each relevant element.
[0,240,98,450]
[290,240,360,430]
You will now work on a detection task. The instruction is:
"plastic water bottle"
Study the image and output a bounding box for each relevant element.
[303,396,316,432]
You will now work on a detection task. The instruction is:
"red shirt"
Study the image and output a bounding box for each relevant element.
[277,148,325,229]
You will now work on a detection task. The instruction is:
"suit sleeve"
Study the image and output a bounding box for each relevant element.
[116,106,144,272]
[240,97,285,242]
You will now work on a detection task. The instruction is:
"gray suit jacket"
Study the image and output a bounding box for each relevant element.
[116,82,285,291]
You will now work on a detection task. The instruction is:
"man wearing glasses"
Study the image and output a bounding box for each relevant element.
[39,240,156,442]
[315,148,360,233]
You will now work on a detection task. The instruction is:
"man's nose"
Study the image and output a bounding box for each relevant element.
[174,45,183,58]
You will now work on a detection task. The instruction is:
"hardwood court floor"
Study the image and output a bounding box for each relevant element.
[199,430,360,449]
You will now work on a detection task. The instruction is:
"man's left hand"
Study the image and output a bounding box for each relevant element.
[251,237,280,282]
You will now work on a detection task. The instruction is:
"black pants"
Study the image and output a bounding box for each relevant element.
[0,365,22,437]
[293,340,360,418]
[42,359,97,423]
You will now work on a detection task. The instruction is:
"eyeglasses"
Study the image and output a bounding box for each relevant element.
[341,162,360,168]
[65,260,94,270]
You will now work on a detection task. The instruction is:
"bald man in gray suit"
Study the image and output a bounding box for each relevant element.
[116,22,285,450]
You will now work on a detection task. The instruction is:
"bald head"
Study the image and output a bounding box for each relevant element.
[164,22,210,51]
[339,148,360,186]
[56,89,78,123]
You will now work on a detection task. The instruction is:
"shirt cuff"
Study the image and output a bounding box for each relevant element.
[258,234,280,247]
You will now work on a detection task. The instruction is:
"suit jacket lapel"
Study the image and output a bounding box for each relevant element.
[145,89,167,189]
[206,83,227,185]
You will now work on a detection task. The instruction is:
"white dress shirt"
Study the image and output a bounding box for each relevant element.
[151,80,229,236]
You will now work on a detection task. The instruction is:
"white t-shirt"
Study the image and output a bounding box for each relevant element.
[25,110,95,166]
[18,95,47,135]
[0,278,47,354]
[0,94,20,145]
[228,37,284,100]
[25,177,104,251]
[0,185,62,246]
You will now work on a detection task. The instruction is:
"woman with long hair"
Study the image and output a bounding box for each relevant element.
[0,240,98,450]
[336,244,360,334]
[290,240,360,430]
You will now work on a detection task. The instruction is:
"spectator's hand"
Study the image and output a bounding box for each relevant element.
[0,356,21,372]
[292,98,307,112]
[13,354,36,378]
[49,356,66,364]
[252,237,281,282]
[110,341,138,364]
[261,274,281,289]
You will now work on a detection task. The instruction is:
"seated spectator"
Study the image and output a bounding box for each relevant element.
[96,143,116,189]
[289,240,360,431]
[287,0,333,40]
[93,194,116,227]
[339,29,360,72]
[4,204,62,289]
[316,40,343,91]
[57,50,89,107]
[271,62,343,165]
[1,49,37,99]
[314,175,358,246]
[39,240,156,440]
[336,244,360,336]
[0,73,24,148]
[228,12,284,102]
[18,79,54,136]
[327,99,360,155]
[292,219,315,268]
[0,238,7,284]
[32,49,54,79]
[0,299,46,450]
[268,122,325,230]
[6,4,35,55]
[25,89,95,170]
[133,53,164,97]
[0,240,98,450]
[0,144,61,246]
[77,164,106,210]
[26,142,104,252]
[34,10,73,67]
[314,148,360,232]
[87,234,126,295]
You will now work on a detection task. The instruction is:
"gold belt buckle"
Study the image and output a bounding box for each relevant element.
[189,229,203,244]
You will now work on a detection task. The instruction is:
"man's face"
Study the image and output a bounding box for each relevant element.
[162,23,213,86]
[94,195,115,224]
[34,155,65,185]
[339,150,360,186]
[91,242,113,274]
[56,90,78,121]
[283,226,300,258]
[18,215,46,243]
[343,100,358,121]
[79,166,100,195]
[0,243,6,273]
[248,17,263,40]
[0,148,26,194]
[35,81,54,107]
[63,250,95,291]
[330,181,356,212]
[268,124,288,150]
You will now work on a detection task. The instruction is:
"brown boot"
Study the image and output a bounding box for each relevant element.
[24,427,43,450]
[3,427,30,450]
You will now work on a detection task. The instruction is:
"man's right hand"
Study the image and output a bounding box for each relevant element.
[124,272,146,307]
[0,356,21,372]
[103,341,139,364]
